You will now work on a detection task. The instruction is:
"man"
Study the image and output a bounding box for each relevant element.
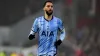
[28,1,66,56]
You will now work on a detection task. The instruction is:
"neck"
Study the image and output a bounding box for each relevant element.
[44,13,52,21]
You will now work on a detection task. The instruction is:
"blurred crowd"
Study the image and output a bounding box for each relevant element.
[0,51,23,56]
[0,51,34,56]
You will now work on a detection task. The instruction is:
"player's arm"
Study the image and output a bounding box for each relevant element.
[28,18,38,40]
[55,19,66,47]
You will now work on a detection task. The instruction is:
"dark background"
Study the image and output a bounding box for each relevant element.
[0,0,99,56]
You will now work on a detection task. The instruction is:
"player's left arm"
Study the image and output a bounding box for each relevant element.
[55,19,66,47]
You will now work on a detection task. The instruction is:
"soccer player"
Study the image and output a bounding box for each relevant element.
[28,1,66,56]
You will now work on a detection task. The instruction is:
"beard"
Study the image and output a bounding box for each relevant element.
[46,10,53,16]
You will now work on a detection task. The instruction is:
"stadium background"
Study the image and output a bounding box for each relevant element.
[0,0,99,56]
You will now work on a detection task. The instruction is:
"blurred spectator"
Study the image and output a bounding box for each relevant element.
[0,51,6,56]
[75,48,87,56]
[28,52,34,56]
[18,53,23,56]
[76,28,84,45]
[10,52,18,56]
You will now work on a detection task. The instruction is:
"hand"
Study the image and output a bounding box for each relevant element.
[29,34,35,40]
[54,39,62,48]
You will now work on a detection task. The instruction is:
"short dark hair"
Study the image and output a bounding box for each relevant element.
[43,0,53,7]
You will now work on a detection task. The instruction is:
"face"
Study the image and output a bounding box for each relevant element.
[43,2,53,16]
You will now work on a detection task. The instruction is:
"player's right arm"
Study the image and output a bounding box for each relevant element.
[28,18,38,40]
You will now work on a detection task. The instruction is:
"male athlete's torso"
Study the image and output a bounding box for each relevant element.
[33,16,62,55]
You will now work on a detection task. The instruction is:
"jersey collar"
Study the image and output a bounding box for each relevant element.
[43,16,53,22]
